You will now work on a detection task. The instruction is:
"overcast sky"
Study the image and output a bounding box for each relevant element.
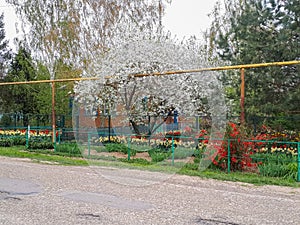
[163,0,218,39]
[0,0,218,49]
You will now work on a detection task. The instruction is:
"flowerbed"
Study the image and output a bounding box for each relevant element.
[0,129,53,148]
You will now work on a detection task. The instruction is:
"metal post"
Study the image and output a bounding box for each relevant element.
[297,142,300,182]
[127,137,131,160]
[51,81,56,144]
[25,126,29,149]
[227,139,231,173]
[171,137,175,166]
[240,68,245,124]
[88,132,91,158]
[108,114,111,142]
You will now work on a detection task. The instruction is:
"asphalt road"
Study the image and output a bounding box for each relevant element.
[0,156,300,225]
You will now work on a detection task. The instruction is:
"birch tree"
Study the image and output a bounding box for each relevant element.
[6,0,172,79]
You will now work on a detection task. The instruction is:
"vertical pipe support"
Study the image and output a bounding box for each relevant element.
[51,81,56,145]
[240,68,245,125]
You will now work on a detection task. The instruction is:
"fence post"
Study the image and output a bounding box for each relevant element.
[127,137,131,160]
[297,142,300,182]
[171,136,175,166]
[227,139,231,173]
[25,127,29,149]
[88,132,91,158]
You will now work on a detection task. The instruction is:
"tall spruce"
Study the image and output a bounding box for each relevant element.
[1,47,38,126]
[207,0,300,119]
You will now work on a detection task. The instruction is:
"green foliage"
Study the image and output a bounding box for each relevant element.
[208,0,300,119]
[182,163,199,171]
[0,132,26,146]
[0,114,13,127]
[173,147,195,159]
[28,140,53,149]
[118,158,151,165]
[0,138,14,147]
[252,152,297,179]
[1,47,38,126]
[148,148,171,162]
[104,143,136,156]
[11,136,26,146]
[258,163,297,180]
[55,142,82,156]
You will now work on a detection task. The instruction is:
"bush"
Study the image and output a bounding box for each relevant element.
[210,123,257,171]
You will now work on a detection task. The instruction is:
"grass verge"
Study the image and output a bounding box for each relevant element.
[0,146,299,187]
[0,146,88,166]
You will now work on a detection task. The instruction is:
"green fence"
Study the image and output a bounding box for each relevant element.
[55,129,300,181]
[1,127,299,181]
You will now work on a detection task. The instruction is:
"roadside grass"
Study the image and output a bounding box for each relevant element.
[0,146,299,187]
[0,146,88,166]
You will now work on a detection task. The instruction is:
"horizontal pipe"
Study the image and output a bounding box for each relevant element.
[0,77,100,86]
[0,60,299,86]
[131,60,300,77]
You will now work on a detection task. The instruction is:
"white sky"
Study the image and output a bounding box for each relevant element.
[163,0,218,39]
[0,0,218,49]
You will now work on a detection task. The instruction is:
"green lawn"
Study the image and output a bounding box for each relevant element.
[0,146,299,187]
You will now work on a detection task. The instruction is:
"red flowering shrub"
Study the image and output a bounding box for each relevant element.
[211,122,257,171]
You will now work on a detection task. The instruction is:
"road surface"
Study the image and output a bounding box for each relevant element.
[0,156,300,225]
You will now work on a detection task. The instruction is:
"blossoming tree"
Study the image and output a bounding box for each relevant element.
[74,24,227,139]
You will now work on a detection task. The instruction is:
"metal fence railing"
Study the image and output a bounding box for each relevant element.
[1,127,299,181]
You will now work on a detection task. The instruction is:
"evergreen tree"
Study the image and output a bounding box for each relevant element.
[207,0,300,119]
[1,47,38,126]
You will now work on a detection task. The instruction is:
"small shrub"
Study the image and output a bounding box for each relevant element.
[211,123,257,171]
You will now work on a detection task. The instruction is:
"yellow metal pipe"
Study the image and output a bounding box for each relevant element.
[0,60,299,86]
[0,77,100,86]
[131,60,300,77]
[240,68,245,124]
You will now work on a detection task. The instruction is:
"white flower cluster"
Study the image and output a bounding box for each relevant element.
[74,23,227,135]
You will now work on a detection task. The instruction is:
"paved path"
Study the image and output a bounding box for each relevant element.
[0,156,300,225]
